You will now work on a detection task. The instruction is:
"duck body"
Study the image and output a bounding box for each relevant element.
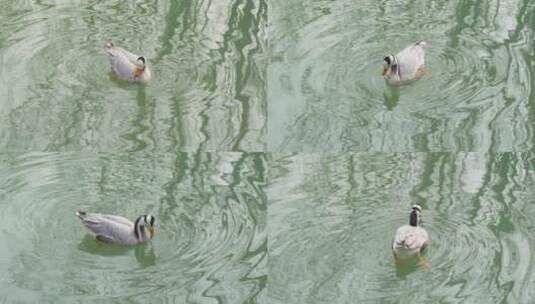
[392,224,429,259]
[76,211,155,245]
[382,41,427,86]
[392,205,429,259]
[105,42,151,83]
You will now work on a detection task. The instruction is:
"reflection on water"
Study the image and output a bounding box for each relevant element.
[383,86,400,111]
[0,152,266,302]
[0,0,266,152]
[268,0,534,152]
[267,153,535,303]
[394,256,425,279]
[3,0,535,303]
[77,235,157,268]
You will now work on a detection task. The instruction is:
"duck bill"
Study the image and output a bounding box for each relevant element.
[149,226,155,239]
[134,67,144,78]
[381,66,387,77]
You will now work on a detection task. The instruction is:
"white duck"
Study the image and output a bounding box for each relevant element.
[392,205,429,263]
[381,40,428,85]
[76,211,156,245]
[105,42,152,83]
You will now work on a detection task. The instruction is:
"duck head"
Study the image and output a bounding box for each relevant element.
[381,54,398,78]
[144,214,156,239]
[134,56,147,78]
[134,214,156,240]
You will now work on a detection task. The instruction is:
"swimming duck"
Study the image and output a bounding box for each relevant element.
[76,211,156,245]
[381,41,428,85]
[392,205,429,261]
[105,42,152,83]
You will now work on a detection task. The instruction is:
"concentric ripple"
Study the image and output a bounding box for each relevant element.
[0,0,266,152]
[267,153,535,303]
[269,0,534,151]
[0,152,266,302]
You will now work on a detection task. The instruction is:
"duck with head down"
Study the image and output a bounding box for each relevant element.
[381,40,428,86]
[105,42,152,83]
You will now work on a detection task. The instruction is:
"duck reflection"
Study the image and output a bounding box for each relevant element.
[77,235,156,267]
[394,255,430,278]
[383,87,400,110]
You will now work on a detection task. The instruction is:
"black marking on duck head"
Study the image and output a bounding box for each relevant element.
[409,205,422,227]
[143,214,155,226]
[134,215,144,240]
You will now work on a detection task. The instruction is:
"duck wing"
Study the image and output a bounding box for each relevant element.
[97,214,134,226]
[393,225,429,252]
[396,42,426,79]
[105,45,139,81]
[105,44,140,63]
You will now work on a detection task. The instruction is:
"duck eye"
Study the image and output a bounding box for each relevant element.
[137,56,145,64]
[383,56,391,65]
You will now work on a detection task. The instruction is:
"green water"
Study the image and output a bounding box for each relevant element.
[1,0,535,303]
[0,153,267,302]
[0,0,266,151]
[268,153,535,303]
[268,0,535,152]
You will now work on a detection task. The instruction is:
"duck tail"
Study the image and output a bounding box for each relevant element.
[416,40,428,48]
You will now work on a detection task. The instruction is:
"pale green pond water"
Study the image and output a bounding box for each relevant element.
[1,0,535,303]
[0,152,266,302]
[268,153,535,303]
[0,0,266,152]
[269,0,535,152]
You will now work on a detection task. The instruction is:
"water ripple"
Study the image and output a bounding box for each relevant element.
[268,153,535,303]
[269,0,534,151]
[0,0,266,152]
[0,152,266,302]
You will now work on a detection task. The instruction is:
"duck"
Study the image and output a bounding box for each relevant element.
[392,205,429,262]
[76,211,156,245]
[381,40,428,85]
[105,42,151,83]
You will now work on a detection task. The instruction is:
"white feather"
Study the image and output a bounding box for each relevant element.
[76,211,155,245]
[384,41,427,85]
[105,42,152,83]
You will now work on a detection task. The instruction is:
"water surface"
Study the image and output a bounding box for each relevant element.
[268,0,535,152]
[0,152,266,302]
[268,153,535,303]
[0,0,266,152]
